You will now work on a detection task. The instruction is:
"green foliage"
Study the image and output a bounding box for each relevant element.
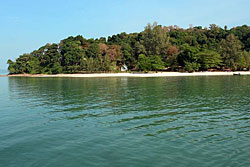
[184,62,200,72]
[142,22,169,57]
[7,23,250,74]
[51,62,63,74]
[137,54,164,71]
[230,25,250,51]
[242,51,250,69]
[220,34,243,70]
[7,59,16,74]
[178,44,199,66]
[137,54,152,71]
[150,55,165,71]
[86,43,100,58]
[196,50,222,70]
[28,57,41,74]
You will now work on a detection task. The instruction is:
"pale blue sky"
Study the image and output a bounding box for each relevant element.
[0,0,249,69]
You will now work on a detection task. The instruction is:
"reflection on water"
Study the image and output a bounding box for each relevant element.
[1,76,250,166]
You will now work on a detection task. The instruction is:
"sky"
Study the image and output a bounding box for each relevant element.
[0,0,249,69]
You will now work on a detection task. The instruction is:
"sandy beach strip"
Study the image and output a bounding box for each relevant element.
[2,71,250,78]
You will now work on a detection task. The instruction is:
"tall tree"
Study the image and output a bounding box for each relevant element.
[220,34,243,70]
[196,50,222,70]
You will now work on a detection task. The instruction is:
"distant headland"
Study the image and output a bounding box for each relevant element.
[7,23,250,75]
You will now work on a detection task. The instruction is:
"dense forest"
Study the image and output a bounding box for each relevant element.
[7,23,250,74]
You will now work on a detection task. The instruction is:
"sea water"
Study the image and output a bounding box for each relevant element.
[0,76,250,166]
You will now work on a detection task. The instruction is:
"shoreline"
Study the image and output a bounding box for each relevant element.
[1,71,250,78]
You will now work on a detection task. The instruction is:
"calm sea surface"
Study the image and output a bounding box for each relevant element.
[0,76,250,167]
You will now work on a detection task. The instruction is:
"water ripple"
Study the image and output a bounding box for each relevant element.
[2,76,250,166]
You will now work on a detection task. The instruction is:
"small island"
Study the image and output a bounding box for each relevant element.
[7,23,250,75]
[1,0,250,165]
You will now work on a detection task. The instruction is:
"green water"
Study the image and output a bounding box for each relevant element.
[0,76,250,167]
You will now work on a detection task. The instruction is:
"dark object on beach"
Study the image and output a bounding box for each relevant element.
[233,73,241,76]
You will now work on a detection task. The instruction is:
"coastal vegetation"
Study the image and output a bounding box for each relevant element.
[7,23,250,74]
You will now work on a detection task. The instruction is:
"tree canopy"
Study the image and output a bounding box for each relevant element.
[7,23,250,74]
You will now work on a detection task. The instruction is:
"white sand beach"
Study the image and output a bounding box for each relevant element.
[3,71,250,78]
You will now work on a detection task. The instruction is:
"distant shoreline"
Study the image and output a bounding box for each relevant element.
[1,71,250,78]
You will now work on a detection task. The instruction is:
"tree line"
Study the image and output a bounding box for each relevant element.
[7,23,250,74]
